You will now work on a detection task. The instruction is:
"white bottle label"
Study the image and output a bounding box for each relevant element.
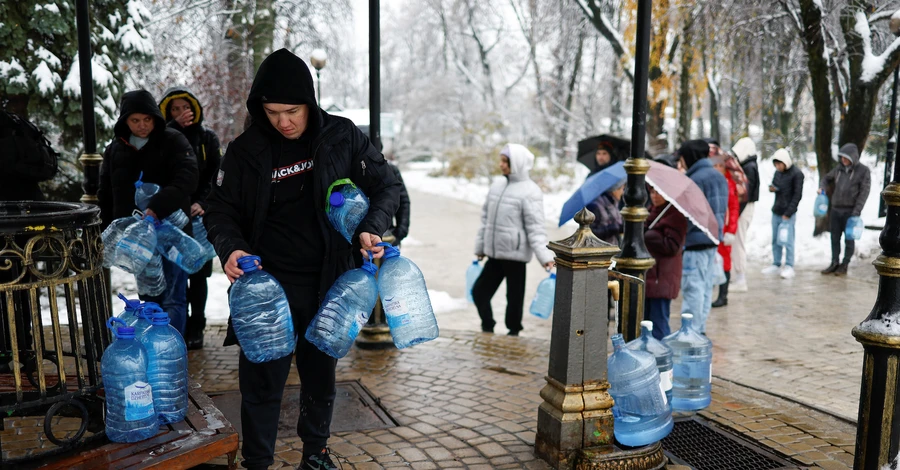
[383,296,408,315]
[124,381,155,421]
[709,364,713,383]
[659,369,673,392]
[167,246,182,263]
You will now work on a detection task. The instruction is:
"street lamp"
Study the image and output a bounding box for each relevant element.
[310,48,327,105]
[880,14,900,218]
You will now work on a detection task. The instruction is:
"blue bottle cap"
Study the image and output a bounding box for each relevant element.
[237,255,262,272]
[150,311,170,325]
[549,273,556,279]
[117,326,136,339]
[329,192,345,207]
[472,260,480,265]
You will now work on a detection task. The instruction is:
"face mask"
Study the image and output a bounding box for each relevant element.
[129,135,149,150]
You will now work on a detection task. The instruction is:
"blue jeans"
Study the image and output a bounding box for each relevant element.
[646,298,671,340]
[771,213,796,267]
[681,248,717,334]
[140,258,188,335]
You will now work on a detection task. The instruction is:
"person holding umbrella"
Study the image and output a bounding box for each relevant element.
[586,179,625,245]
[644,184,688,339]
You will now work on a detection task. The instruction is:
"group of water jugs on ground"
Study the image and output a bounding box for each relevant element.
[100,179,439,442]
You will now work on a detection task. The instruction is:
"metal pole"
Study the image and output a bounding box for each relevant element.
[75,0,101,205]
[369,0,381,151]
[612,0,654,342]
[881,67,899,218]
[316,69,322,105]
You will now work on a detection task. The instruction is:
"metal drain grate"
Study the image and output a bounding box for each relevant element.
[662,418,797,470]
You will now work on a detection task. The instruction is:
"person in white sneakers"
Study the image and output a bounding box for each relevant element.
[761,149,803,279]
[730,137,760,292]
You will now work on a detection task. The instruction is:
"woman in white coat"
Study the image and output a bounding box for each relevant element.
[474,144,555,336]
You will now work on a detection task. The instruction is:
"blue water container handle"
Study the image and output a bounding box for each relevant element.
[238,255,262,272]
[361,251,378,275]
[376,241,401,259]
[134,171,144,188]
[117,293,142,312]
[549,272,556,279]
[107,317,134,339]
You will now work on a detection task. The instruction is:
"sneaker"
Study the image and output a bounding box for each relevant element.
[780,266,796,279]
[761,265,781,275]
[303,448,338,470]
[730,280,748,292]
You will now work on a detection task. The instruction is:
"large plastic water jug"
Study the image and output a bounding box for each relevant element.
[305,253,379,358]
[149,216,207,275]
[846,216,864,241]
[229,256,296,363]
[140,311,188,424]
[136,253,166,296]
[102,217,138,266]
[134,172,189,228]
[115,294,143,323]
[111,217,157,274]
[326,179,369,243]
[627,321,674,405]
[608,333,673,447]
[191,216,217,262]
[814,193,829,218]
[465,260,482,304]
[662,313,712,411]
[102,317,159,443]
[529,273,556,319]
[376,243,438,349]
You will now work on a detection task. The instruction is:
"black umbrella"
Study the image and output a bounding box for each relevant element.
[577,134,647,174]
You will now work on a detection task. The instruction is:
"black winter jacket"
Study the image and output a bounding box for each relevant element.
[99,90,198,231]
[771,166,804,218]
[822,144,871,217]
[388,162,410,244]
[741,156,760,208]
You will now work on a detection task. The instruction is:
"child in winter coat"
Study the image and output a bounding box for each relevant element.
[645,185,688,339]
[712,156,740,308]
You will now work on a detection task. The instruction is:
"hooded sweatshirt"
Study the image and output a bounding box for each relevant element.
[822,143,871,216]
[732,137,760,206]
[771,149,804,218]
[678,139,728,248]
[475,144,554,264]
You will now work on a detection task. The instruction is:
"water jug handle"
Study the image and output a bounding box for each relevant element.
[324,178,357,213]
[134,171,144,188]
[117,293,141,311]
[107,317,127,338]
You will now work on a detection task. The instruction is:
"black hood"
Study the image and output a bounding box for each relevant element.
[246,48,322,138]
[159,86,204,126]
[677,139,710,170]
[114,89,167,139]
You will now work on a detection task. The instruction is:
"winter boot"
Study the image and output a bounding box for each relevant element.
[821,262,839,275]
[834,262,849,276]
[712,272,730,308]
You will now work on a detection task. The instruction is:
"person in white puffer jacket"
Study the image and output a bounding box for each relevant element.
[473,143,555,336]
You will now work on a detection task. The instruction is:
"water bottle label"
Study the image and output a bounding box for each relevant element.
[658,382,668,405]
[383,296,408,315]
[124,381,155,421]
[659,369,673,392]
[709,364,713,383]
[349,318,362,339]
[387,313,411,330]
[167,246,183,264]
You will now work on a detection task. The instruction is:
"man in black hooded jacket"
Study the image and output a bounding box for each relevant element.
[159,86,223,349]
[204,48,401,470]
[99,89,198,334]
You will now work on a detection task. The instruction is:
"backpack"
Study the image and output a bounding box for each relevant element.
[0,111,59,182]
[724,155,749,204]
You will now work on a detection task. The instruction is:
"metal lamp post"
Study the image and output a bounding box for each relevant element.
[75,0,101,204]
[310,49,327,105]
[880,17,900,218]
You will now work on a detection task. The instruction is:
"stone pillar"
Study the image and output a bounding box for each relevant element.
[534,209,665,470]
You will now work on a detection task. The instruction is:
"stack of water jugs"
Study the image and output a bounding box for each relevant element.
[101,173,217,293]
[102,296,189,442]
[608,314,712,447]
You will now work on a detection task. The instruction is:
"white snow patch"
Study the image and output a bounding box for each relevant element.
[35,46,61,69]
[117,22,154,56]
[855,11,900,83]
[0,58,28,86]
[859,316,900,336]
[62,56,117,99]
[881,451,900,470]
[126,0,151,22]
[32,61,61,95]
[428,290,468,314]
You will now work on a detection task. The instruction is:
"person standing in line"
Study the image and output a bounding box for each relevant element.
[644,185,687,339]
[730,137,759,292]
[761,149,804,279]
[712,156,740,308]
[820,143,871,276]
[586,180,625,246]
[159,87,222,350]
[385,155,410,246]
[473,144,555,336]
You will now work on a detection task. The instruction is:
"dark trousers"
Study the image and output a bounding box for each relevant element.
[830,208,855,264]
[646,298,671,340]
[186,261,213,339]
[472,258,527,333]
[239,284,337,470]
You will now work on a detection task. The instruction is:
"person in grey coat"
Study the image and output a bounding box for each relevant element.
[474,143,555,336]
[820,143,871,276]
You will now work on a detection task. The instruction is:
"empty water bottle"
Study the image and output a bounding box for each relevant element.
[102,217,138,267]
[376,243,438,349]
[627,321,674,405]
[662,313,713,411]
[136,253,166,296]
[465,260,482,304]
[111,216,157,274]
[608,334,673,447]
[229,256,296,363]
[776,221,790,246]
[814,193,829,218]
[140,311,188,424]
[150,216,207,275]
[529,272,556,319]
[846,216,864,241]
[134,172,189,228]
[306,253,379,358]
[326,179,369,243]
[191,216,217,262]
[115,294,143,323]
[102,317,158,443]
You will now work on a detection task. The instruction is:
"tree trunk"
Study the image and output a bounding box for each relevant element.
[677,26,693,144]
[560,28,586,151]
[798,0,834,179]
[839,81,881,155]
[251,0,275,73]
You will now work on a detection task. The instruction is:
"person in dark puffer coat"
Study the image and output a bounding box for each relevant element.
[819,143,871,276]
[645,185,687,340]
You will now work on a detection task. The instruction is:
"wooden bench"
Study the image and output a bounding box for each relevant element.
[35,380,238,470]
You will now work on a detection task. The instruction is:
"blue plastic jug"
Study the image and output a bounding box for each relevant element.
[140,311,188,424]
[134,172,189,228]
[662,313,713,411]
[111,216,157,274]
[529,273,556,319]
[136,253,166,296]
[326,179,369,243]
[129,302,163,339]
[102,317,159,443]
[149,216,207,275]
[305,253,379,358]
[191,216,217,262]
[814,193,829,218]
[627,321,674,405]
[115,294,143,323]
[846,216,864,241]
[102,217,138,266]
[229,256,296,363]
[375,243,438,349]
[608,333,673,447]
[465,260,482,304]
